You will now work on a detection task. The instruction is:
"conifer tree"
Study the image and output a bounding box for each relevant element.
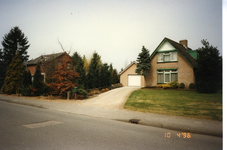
[136,46,151,86]
[112,69,120,84]
[136,46,151,76]
[86,52,101,89]
[1,53,24,94]
[1,26,30,66]
[195,39,222,93]
[0,49,7,89]
[100,63,111,87]
[27,70,32,86]
[71,52,86,88]
[33,64,45,95]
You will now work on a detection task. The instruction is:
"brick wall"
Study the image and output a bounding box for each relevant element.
[146,52,195,88]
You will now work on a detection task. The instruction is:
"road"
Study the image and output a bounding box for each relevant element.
[0,101,222,150]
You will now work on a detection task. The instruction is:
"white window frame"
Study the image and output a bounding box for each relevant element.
[157,51,177,62]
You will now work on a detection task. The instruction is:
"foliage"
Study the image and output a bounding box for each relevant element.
[0,49,7,89]
[195,39,222,93]
[22,70,32,87]
[162,84,171,89]
[111,83,123,89]
[179,83,185,89]
[33,64,46,95]
[71,52,86,87]
[112,69,120,84]
[27,70,32,85]
[77,89,88,99]
[1,26,30,67]
[136,46,151,76]
[83,55,91,73]
[86,52,101,89]
[99,63,111,87]
[20,85,31,96]
[47,54,79,97]
[1,53,25,94]
[168,80,179,89]
[189,83,196,89]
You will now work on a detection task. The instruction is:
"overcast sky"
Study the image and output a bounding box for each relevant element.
[0,0,222,72]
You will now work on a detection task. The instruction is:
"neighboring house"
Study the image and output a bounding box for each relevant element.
[120,37,198,88]
[26,52,70,82]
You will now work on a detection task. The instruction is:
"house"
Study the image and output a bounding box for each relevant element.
[26,52,70,82]
[120,37,198,88]
[120,61,145,87]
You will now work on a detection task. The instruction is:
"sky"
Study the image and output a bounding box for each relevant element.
[0,0,222,72]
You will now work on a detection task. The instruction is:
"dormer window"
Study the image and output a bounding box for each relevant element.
[157,51,177,62]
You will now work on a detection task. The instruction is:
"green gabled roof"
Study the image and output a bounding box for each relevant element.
[150,37,198,68]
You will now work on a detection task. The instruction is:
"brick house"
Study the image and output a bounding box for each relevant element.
[120,37,198,88]
[26,52,70,82]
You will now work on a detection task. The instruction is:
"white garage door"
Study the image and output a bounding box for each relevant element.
[128,75,141,86]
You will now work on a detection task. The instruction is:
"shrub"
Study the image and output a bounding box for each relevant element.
[78,89,88,99]
[76,94,84,99]
[20,85,31,96]
[111,83,123,89]
[162,84,171,89]
[168,80,179,89]
[179,83,185,89]
[189,83,196,89]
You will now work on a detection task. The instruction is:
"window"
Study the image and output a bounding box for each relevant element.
[164,53,170,61]
[157,69,178,83]
[157,70,163,83]
[157,51,177,62]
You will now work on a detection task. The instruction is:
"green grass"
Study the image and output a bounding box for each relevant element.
[124,89,222,121]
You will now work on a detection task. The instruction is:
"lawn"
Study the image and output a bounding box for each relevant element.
[124,89,222,121]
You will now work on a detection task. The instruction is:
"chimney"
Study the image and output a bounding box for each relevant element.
[179,40,188,48]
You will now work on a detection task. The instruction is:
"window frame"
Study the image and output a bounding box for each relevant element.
[157,51,178,63]
[157,69,178,84]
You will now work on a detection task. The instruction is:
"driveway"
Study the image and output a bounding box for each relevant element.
[75,87,140,109]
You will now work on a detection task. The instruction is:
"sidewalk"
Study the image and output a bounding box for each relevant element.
[0,94,222,137]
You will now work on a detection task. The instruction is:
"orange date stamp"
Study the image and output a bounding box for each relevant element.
[164,132,191,138]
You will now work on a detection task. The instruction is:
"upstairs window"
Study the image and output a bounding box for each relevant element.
[157,51,177,62]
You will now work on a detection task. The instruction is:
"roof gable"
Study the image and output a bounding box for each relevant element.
[151,37,197,68]
[119,61,136,75]
[157,40,176,52]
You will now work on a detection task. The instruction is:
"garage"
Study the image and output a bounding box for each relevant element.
[128,75,141,86]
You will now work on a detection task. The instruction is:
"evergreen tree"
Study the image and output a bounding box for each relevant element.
[0,49,7,89]
[27,70,32,86]
[71,52,86,88]
[136,46,151,87]
[1,53,24,94]
[136,46,151,77]
[33,64,45,95]
[195,39,222,93]
[109,63,114,84]
[112,69,120,84]
[100,63,111,87]
[86,52,101,89]
[1,26,30,66]
[22,70,32,87]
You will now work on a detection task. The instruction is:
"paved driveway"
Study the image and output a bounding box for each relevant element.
[75,87,140,109]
